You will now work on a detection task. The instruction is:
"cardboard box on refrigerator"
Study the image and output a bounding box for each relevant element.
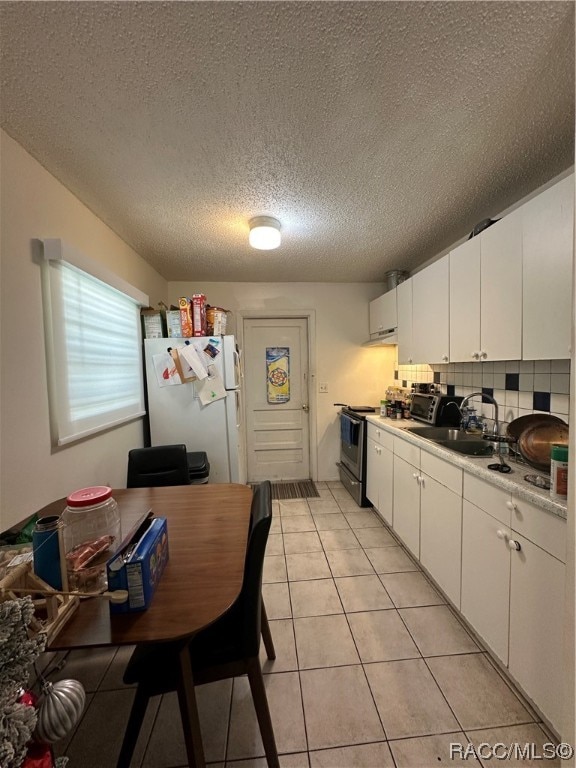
[178,297,193,337]
[107,517,169,613]
[141,309,166,339]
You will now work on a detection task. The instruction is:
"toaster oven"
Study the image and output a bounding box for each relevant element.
[409,393,463,425]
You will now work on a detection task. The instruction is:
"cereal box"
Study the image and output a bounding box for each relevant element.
[178,297,193,338]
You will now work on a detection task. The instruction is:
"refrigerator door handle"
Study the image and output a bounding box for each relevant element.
[233,348,242,385]
[235,390,241,428]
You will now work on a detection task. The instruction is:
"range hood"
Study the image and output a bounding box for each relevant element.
[363,328,398,347]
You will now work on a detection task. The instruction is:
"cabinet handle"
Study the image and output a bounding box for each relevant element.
[419,476,425,487]
[442,355,449,362]
[508,539,521,551]
[481,351,488,359]
[472,351,480,360]
[412,472,419,480]
[496,529,507,539]
[506,501,517,511]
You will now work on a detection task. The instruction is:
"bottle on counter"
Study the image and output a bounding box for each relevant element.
[32,515,63,590]
[550,444,568,501]
[380,400,387,417]
[62,486,121,592]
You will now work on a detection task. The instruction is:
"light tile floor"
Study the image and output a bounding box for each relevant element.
[50,482,558,767]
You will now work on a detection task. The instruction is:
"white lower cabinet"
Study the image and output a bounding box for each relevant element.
[461,475,566,732]
[366,424,394,525]
[461,498,511,665]
[508,532,566,731]
[392,437,421,558]
[367,425,567,732]
[382,433,566,732]
[420,453,462,608]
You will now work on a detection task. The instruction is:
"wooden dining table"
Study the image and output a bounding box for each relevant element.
[39,483,253,768]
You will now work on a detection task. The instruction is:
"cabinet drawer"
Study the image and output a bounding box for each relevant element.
[421,450,462,495]
[367,422,394,451]
[463,474,510,526]
[394,435,420,467]
[510,497,566,563]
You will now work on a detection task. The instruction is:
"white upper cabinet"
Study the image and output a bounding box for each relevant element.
[450,237,481,362]
[412,254,450,363]
[375,173,573,364]
[480,209,523,361]
[396,278,414,364]
[450,211,523,362]
[521,175,573,360]
[369,289,397,337]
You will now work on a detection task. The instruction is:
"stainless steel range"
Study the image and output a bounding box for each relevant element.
[335,405,377,507]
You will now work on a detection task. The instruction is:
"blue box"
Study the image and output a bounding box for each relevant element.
[107,517,169,613]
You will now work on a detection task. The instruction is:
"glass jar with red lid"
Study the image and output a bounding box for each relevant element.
[62,486,121,592]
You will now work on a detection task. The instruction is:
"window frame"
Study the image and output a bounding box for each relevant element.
[41,238,149,446]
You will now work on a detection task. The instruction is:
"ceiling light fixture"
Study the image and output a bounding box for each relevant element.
[248,216,281,250]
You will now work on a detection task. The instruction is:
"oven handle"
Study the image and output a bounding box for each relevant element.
[339,411,363,425]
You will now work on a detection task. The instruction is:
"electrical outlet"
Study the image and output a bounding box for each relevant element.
[319,382,328,393]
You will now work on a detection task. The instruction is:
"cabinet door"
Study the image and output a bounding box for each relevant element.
[397,278,414,365]
[449,237,481,362]
[420,474,462,607]
[461,500,510,664]
[366,437,380,508]
[369,291,397,336]
[412,255,450,364]
[366,438,393,525]
[393,455,420,557]
[480,210,522,361]
[509,534,565,732]
[522,175,573,360]
[377,446,394,526]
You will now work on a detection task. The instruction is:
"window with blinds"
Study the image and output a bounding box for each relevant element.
[42,239,148,446]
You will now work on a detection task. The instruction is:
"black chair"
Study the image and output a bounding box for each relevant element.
[116,481,279,768]
[126,444,191,487]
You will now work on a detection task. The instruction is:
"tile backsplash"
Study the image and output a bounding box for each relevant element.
[392,359,570,428]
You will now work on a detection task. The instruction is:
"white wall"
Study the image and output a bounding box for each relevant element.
[0,131,168,529]
[169,282,395,481]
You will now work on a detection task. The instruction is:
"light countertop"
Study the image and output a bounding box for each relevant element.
[366,415,568,521]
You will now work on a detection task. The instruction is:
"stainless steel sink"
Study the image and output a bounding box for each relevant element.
[404,425,494,456]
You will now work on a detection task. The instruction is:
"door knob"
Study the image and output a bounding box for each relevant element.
[508,539,521,551]
[302,404,309,412]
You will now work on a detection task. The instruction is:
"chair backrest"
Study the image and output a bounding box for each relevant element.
[238,480,273,657]
[127,444,191,488]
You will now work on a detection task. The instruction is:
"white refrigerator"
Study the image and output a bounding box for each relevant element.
[143,335,246,484]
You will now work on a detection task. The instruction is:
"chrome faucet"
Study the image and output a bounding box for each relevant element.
[459,392,500,437]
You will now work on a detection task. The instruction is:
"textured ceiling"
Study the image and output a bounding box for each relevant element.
[1,1,574,282]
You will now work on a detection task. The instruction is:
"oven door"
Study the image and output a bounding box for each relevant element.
[339,411,364,479]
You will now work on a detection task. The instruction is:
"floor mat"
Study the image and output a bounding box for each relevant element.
[249,480,320,500]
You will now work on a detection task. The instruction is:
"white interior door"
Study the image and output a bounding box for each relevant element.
[243,317,310,482]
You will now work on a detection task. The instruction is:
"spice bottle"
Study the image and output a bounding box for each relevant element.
[550,444,568,501]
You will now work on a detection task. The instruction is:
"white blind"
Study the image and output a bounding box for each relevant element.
[42,243,146,446]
